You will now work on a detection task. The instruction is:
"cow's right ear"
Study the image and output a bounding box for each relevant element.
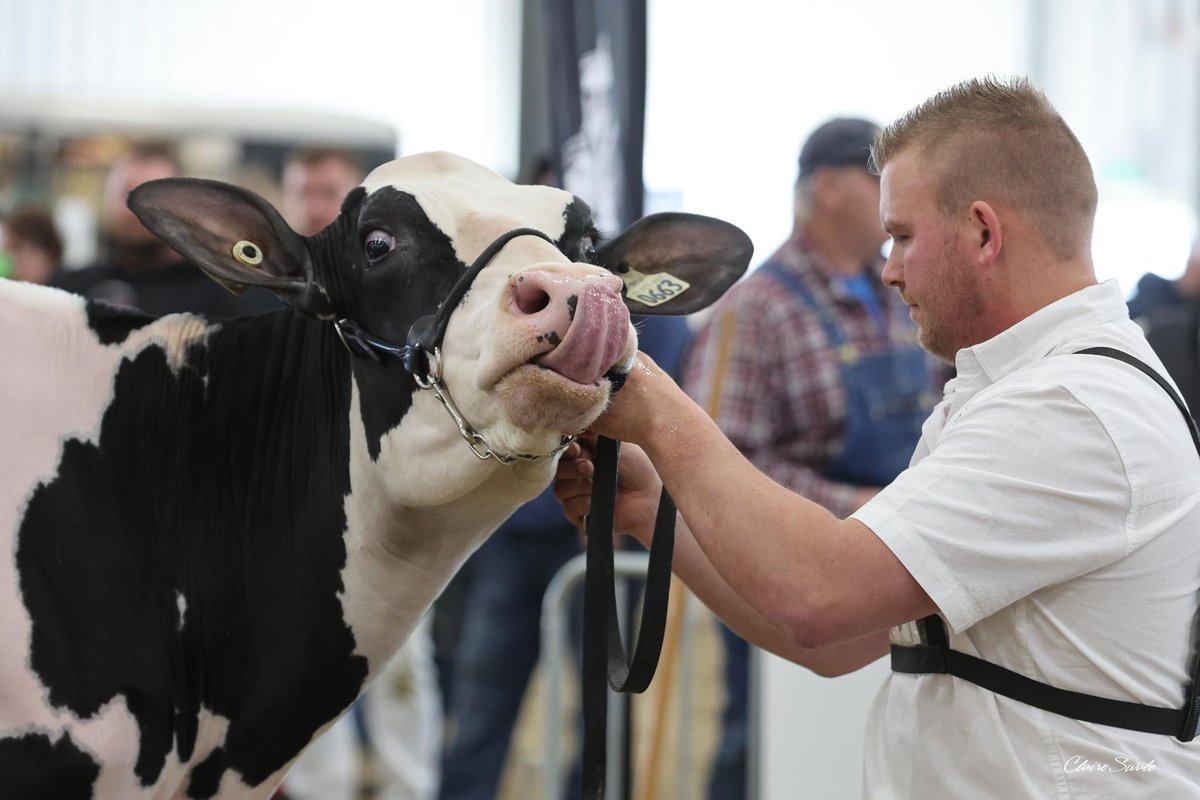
[128,178,336,317]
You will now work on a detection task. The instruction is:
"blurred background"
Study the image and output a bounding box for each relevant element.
[1,0,1197,287]
[2,1,1197,798]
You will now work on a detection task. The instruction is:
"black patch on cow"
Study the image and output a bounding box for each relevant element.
[85,298,158,344]
[0,731,100,799]
[566,294,578,321]
[347,187,465,462]
[186,747,228,799]
[17,310,367,790]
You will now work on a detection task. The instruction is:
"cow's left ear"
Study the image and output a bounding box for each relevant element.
[593,213,753,316]
[128,178,336,317]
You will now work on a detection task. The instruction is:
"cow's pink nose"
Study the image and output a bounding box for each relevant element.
[510,269,631,385]
[510,270,624,319]
[513,274,553,315]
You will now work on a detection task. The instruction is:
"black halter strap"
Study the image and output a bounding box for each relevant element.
[581,436,675,799]
[891,347,1200,741]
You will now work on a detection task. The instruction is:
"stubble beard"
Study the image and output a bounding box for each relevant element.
[916,250,985,364]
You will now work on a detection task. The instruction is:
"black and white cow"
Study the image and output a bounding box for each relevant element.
[0,151,750,799]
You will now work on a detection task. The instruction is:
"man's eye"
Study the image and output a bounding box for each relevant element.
[364,230,396,261]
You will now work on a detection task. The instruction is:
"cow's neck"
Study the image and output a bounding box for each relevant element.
[337,371,556,674]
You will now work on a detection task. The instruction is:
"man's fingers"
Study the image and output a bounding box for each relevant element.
[555,454,594,480]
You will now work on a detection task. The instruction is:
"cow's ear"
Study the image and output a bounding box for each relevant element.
[594,213,753,316]
[128,178,336,317]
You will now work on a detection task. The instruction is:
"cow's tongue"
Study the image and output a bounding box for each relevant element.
[534,284,629,384]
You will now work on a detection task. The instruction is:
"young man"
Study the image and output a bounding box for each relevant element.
[555,77,1200,797]
[686,117,939,798]
[58,143,278,316]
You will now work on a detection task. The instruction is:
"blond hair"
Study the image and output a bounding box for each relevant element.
[871,76,1097,260]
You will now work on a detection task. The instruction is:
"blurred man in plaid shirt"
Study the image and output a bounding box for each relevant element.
[683,118,942,799]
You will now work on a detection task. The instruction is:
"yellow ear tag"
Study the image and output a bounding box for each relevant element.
[618,264,691,308]
[232,240,264,266]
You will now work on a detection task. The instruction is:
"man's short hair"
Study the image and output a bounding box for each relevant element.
[871,76,1098,261]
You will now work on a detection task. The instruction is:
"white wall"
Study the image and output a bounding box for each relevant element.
[646,0,1032,273]
[0,0,523,175]
[1035,0,1200,288]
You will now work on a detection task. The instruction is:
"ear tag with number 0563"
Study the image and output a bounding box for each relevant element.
[618,265,691,308]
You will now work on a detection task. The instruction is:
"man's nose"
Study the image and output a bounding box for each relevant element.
[881,247,902,287]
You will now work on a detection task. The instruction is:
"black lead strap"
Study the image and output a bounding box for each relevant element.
[581,436,676,800]
[891,347,1200,742]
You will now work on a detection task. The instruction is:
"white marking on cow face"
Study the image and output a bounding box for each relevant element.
[360,152,638,462]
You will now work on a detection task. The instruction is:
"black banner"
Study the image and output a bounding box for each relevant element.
[542,0,647,233]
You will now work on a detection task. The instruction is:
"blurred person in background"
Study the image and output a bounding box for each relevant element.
[1127,238,1200,320]
[280,147,367,237]
[1,208,63,285]
[684,118,941,799]
[274,145,443,800]
[1129,237,1200,413]
[56,142,277,317]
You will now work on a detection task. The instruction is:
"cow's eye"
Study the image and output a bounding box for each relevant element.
[582,237,597,264]
[364,230,396,262]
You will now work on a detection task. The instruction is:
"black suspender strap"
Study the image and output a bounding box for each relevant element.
[892,616,1188,735]
[1076,346,1200,453]
[890,346,1200,742]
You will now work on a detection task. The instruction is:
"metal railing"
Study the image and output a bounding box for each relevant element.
[536,552,705,800]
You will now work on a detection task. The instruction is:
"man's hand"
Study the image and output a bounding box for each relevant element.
[553,435,664,545]
[589,351,677,445]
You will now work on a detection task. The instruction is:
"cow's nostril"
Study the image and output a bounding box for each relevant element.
[514,278,552,315]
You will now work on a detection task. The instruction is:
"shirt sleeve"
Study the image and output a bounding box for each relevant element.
[684,282,863,518]
[852,380,1132,633]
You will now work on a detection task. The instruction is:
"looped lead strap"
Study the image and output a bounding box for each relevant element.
[581,436,675,799]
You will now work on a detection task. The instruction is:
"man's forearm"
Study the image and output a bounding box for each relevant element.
[639,389,851,646]
[665,511,889,675]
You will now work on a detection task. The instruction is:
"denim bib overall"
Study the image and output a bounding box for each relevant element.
[761,262,932,485]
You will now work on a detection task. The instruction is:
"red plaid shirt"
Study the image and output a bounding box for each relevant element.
[683,233,942,519]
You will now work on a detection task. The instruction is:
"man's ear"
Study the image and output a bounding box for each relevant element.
[128,178,340,318]
[970,200,1002,267]
[594,212,753,315]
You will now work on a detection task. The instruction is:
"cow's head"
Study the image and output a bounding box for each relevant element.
[129,152,750,502]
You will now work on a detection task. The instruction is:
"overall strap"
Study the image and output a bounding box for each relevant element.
[890,347,1200,741]
[760,262,846,347]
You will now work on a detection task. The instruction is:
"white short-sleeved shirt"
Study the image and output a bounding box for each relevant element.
[853,281,1200,799]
